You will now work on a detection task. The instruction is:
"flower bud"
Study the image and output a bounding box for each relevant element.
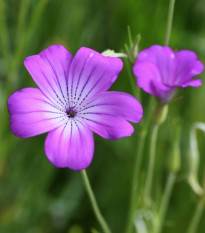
[125,30,141,65]
[153,101,168,125]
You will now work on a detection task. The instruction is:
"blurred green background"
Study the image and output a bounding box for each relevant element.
[1,0,205,232]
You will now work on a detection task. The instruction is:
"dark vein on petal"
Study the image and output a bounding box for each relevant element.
[77,69,108,106]
[74,118,84,127]
[13,110,66,115]
[69,53,92,106]
[80,112,108,115]
[74,65,98,108]
[62,62,70,108]
[73,55,91,104]
[73,119,82,152]
[39,66,66,108]
[44,53,68,106]
[78,103,117,113]
[40,93,65,111]
[79,112,120,119]
[78,115,111,128]
[14,115,66,124]
[27,97,65,112]
[54,123,68,164]
[69,120,73,150]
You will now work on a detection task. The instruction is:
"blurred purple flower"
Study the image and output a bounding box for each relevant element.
[8,45,143,170]
[133,45,204,104]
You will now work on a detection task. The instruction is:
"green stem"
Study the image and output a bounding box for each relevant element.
[144,123,159,204]
[81,170,112,233]
[157,172,176,233]
[125,97,154,233]
[124,59,139,101]
[164,0,176,45]
[0,0,11,75]
[152,0,176,231]
[187,196,205,233]
[125,131,146,233]
[127,25,133,48]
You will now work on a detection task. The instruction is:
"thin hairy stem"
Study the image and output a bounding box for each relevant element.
[187,196,205,233]
[124,59,139,101]
[81,170,112,233]
[164,0,176,45]
[125,98,154,233]
[157,172,176,233]
[144,124,159,204]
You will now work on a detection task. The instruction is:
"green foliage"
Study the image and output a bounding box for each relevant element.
[0,0,205,232]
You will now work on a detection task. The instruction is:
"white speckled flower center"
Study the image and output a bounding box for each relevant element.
[66,109,76,118]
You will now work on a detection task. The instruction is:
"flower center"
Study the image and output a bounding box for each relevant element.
[66,109,76,118]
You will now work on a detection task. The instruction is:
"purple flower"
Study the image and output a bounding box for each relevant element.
[8,45,143,170]
[133,45,204,104]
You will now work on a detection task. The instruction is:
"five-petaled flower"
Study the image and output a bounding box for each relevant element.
[8,45,143,170]
[133,45,204,104]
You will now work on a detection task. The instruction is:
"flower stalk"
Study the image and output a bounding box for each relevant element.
[144,103,168,204]
[125,129,147,233]
[187,195,205,233]
[125,97,154,233]
[81,170,112,233]
[164,0,176,45]
[156,126,181,233]
[156,172,176,233]
[144,123,159,204]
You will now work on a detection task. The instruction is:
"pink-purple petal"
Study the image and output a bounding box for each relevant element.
[137,45,176,85]
[67,47,123,105]
[81,114,134,140]
[137,45,175,64]
[81,91,143,123]
[24,45,73,108]
[133,61,171,97]
[181,79,202,88]
[175,50,204,84]
[8,88,65,138]
[133,45,204,102]
[45,121,94,170]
